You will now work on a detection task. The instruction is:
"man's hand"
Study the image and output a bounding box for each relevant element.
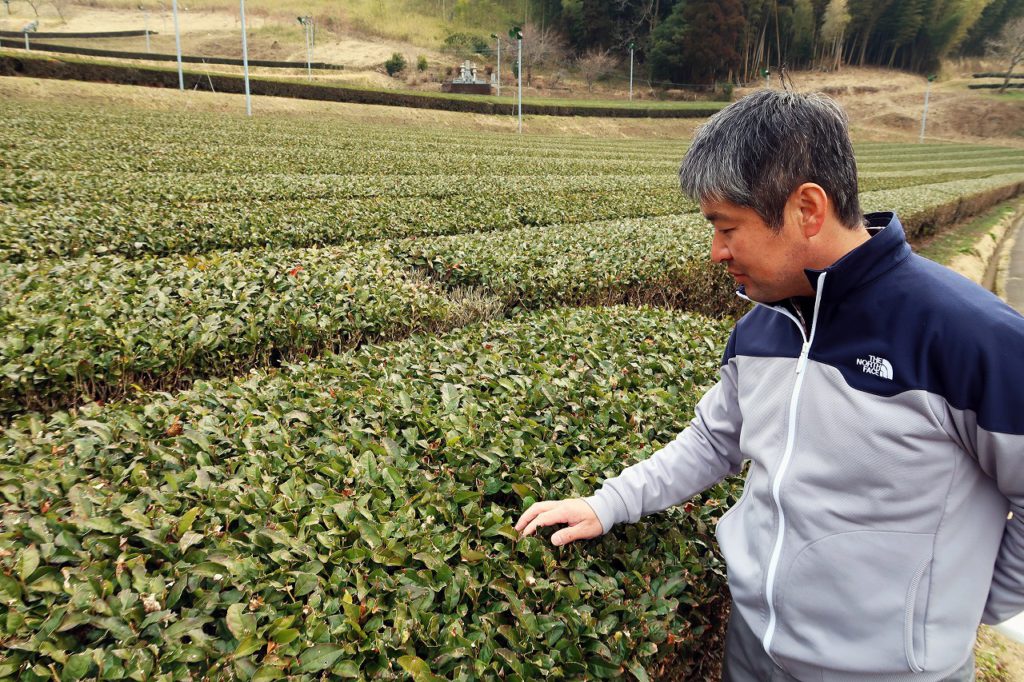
[514,499,604,546]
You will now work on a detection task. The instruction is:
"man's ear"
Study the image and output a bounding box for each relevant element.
[792,183,828,239]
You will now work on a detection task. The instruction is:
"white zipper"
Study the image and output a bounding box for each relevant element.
[743,274,827,660]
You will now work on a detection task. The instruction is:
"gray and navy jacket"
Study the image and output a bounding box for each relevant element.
[584,212,1024,681]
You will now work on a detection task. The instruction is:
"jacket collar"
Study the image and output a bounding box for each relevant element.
[802,211,912,302]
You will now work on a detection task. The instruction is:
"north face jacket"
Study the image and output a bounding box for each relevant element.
[584,212,1024,681]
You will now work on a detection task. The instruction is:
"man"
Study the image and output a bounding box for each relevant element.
[514,90,1024,681]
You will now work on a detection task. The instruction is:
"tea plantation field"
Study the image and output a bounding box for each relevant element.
[1,98,1023,681]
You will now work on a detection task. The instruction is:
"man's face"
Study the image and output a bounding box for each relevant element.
[701,197,814,303]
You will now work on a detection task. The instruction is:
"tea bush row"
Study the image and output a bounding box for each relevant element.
[395,215,742,319]
[0,188,695,262]
[0,306,736,682]
[0,245,452,417]
[860,173,1024,239]
[6,173,1024,419]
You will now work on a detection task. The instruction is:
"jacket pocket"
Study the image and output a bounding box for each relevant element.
[715,463,757,533]
[773,530,934,674]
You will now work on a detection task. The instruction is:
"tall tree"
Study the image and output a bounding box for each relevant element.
[848,0,897,65]
[878,0,926,66]
[820,0,851,69]
[740,0,771,82]
[790,0,816,63]
[647,1,690,82]
[959,0,1024,55]
[905,0,992,71]
[649,0,745,85]
[579,0,618,48]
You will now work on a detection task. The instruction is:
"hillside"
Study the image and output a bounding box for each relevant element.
[1,3,1023,144]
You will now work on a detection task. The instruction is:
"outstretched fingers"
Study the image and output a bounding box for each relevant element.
[514,501,560,536]
[514,499,603,545]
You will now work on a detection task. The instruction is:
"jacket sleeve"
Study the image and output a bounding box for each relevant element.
[947,306,1024,625]
[583,346,745,536]
[973,424,1024,625]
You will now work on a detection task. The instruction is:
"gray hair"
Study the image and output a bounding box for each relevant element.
[678,90,862,231]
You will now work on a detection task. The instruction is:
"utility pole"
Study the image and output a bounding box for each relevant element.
[919,74,935,143]
[172,0,184,90]
[510,26,523,133]
[628,42,634,101]
[240,0,252,116]
[490,33,501,96]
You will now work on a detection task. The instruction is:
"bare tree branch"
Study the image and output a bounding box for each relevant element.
[576,48,619,91]
[986,17,1024,94]
[519,21,568,85]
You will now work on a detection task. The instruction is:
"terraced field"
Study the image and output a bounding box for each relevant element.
[1,99,1023,681]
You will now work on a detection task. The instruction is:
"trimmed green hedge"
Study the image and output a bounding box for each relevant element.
[0,245,452,416]
[7,176,1024,418]
[860,174,1024,239]
[0,52,723,119]
[0,186,694,262]
[0,306,736,681]
[395,214,743,319]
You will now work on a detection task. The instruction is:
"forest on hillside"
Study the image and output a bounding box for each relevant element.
[440,0,1024,86]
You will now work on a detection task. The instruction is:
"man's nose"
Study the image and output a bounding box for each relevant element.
[711,231,731,263]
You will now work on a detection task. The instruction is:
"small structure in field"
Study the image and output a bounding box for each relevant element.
[442,60,492,95]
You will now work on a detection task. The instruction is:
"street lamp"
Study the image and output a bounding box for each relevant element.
[628,41,635,101]
[22,21,37,51]
[762,67,770,89]
[509,26,522,133]
[490,33,501,97]
[297,16,313,80]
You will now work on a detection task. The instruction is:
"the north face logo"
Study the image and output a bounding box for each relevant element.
[856,355,893,380]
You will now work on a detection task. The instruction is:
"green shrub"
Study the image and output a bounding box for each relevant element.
[0,306,737,681]
[441,32,489,56]
[417,55,429,72]
[384,52,406,77]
